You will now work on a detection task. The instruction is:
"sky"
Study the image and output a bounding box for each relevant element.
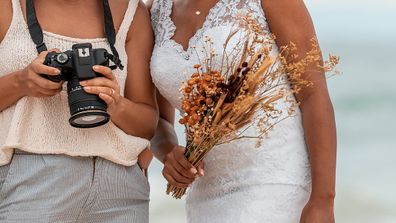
[305,0,396,44]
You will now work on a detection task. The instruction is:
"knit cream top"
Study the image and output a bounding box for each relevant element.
[0,0,149,166]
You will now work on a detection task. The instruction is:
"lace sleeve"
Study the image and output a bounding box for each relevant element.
[150,0,160,39]
[150,0,175,46]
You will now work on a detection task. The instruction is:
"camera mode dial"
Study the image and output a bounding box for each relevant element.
[56,53,69,64]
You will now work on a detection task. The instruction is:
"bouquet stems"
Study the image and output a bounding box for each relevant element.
[166,141,216,199]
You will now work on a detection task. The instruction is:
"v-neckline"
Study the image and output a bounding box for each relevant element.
[166,0,223,58]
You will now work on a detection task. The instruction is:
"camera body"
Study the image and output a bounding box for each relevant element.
[43,43,109,82]
[43,43,111,128]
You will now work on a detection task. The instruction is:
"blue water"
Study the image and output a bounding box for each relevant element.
[149,1,396,222]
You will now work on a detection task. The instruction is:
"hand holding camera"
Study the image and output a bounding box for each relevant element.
[18,50,63,98]
[42,43,121,128]
[80,65,121,116]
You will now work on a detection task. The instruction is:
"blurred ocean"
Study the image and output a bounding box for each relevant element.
[148,1,396,222]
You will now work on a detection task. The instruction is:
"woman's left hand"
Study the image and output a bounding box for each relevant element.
[300,197,335,223]
[80,65,121,115]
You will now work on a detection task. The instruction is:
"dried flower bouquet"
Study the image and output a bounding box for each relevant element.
[167,15,339,199]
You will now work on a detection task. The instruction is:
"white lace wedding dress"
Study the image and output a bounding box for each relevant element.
[150,0,312,222]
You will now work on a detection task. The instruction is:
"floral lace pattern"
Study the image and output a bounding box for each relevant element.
[150,0,312,222]
[151,0,268,59]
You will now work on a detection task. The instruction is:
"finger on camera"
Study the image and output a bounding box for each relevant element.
[83,86,112,95]
[93,65,114,79]
[31,62,61,76]
[48,48,61,53]
[36,51,50,62]
[163,172,190,188]
[80,77,117,89]
[34,49,60,66]
[99,93,115,105]
[34,75,64,90]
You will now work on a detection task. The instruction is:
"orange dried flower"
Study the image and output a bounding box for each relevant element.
[192,72,199,78]
[184,86,192,93]
[187,79,195,85]
[205,98,214,106]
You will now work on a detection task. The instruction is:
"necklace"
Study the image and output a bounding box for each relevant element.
[195,10,201,15]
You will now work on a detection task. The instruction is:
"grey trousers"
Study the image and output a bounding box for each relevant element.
[0,153,150,223]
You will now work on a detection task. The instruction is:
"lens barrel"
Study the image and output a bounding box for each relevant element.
[67,76,110,128]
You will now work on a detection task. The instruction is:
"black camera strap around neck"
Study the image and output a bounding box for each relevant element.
[26,0,124,70]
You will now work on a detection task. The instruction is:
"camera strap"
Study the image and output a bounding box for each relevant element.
[26,0,46,53]
[26,0,124,70]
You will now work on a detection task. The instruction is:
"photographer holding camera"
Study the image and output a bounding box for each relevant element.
[0,0,157,222]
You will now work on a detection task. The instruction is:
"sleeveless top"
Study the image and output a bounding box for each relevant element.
[150,0,311,205]
[0,0,149,166]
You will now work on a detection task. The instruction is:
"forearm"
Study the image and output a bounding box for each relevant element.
[0,70,25,112]
[110,97,158,140]
[151,118,179,163]
[300,92,337,201]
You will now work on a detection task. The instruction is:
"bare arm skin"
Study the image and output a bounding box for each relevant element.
[82,2,158,140]
[118,2,158,139]
[150,92,178,163]
[0,0,12,42]
[0,2,63,111]
[261,0,336,222]
[81,2,157,170]
[0,1,62,112]
[150,91,200,188]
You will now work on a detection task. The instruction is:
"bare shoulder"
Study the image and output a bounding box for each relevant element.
[0,0,13,42]
[260,0,308,14]
[125,1,152,42]
[108,0,130,31]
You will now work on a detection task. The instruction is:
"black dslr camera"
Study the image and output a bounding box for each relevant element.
[43,43,112,128]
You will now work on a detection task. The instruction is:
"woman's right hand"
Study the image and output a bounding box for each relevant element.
[17,51,63,98]
[163,145,205,188]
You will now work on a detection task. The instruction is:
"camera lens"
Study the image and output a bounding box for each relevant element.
[70,110,109,128]
[56,53,69,64]
[67,76,110,128]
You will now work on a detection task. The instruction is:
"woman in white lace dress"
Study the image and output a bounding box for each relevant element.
[149,0,336,222]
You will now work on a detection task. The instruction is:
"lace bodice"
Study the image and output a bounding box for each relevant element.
[151,0,267,58]
[150,1,312,222]
[150,0,272,109]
